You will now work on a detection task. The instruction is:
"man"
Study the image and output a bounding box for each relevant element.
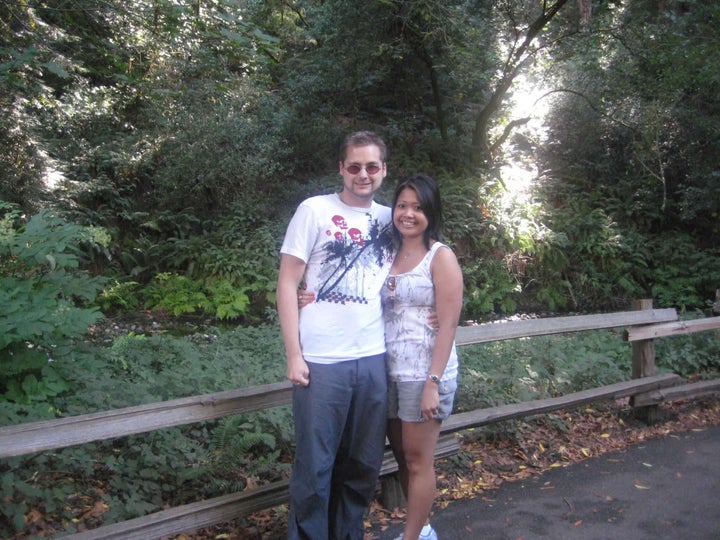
[277,131,394,539]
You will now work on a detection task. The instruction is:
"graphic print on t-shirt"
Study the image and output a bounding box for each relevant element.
[316,213,392,304]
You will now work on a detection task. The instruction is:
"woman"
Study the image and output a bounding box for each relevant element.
[381,174,463,540]
[298,174,463,540]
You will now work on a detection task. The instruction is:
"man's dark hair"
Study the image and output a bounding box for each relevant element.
[339,131,387,163]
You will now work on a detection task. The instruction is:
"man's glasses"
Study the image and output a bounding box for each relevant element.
[345,163,381,175]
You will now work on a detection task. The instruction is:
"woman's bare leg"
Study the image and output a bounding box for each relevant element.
[398,418,441,539]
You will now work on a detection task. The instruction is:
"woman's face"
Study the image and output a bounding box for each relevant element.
[393,187,428,239]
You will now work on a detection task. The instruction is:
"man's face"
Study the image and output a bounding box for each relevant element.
[338,144,386,207]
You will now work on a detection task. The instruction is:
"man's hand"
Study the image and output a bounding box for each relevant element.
[287,354,310,387]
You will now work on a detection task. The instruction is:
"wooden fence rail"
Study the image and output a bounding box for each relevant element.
[0,308,680,460]
[2,302,719,540]
[0,382,293,459]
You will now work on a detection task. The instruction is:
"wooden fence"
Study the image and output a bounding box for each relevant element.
[1,300,719,539]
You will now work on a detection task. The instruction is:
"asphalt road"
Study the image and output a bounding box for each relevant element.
[371,423,720,540]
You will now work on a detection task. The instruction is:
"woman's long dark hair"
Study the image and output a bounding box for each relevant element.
[391,173,443,250]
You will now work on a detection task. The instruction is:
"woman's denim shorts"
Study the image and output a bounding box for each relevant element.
[387,377,457,422]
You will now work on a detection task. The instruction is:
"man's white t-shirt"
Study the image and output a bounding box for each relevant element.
[281,193,393,364]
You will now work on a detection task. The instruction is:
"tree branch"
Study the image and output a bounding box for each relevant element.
[472,0,571,166]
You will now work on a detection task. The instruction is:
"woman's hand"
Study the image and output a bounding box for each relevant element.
[421,381,440,420]
[297,287,315,308]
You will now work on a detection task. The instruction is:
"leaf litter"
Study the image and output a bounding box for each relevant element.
[171,396,720,539]
[10,397,718,539]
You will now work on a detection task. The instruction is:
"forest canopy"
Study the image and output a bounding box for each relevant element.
[2,0,719,322]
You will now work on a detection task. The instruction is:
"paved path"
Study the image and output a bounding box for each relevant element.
[371,424,720,540]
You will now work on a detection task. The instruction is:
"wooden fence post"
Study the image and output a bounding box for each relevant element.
[630,298,658,424]
[380,473,407,510]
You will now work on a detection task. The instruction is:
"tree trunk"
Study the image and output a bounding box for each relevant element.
[471,0,571,166]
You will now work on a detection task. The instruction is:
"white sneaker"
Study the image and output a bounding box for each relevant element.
[420,524,438,540]
[392,524,438,540]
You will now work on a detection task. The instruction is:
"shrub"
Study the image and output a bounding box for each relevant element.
[655,312,720,377]
[645,235,720,311]
[96,280,142,313]
[0,322,290,537]
[462,258,519,319]
[142,272,211,317]
[0,204,107,403]
[457,330,631,413]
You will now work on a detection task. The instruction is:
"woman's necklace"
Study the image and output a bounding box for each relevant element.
[398,244,426,261]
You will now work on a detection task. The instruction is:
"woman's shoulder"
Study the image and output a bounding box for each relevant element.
[429,241,460,271]
[428,240,455,258]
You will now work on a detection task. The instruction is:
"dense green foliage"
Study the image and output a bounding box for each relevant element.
[0,204,106,404]
[0,325,292,537]
[1,1,720,535]
[1,321,718,537]
[2,0,718,325]
[457,319,720,414]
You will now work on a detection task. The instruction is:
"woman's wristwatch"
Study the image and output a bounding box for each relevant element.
[428,373,441,385]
